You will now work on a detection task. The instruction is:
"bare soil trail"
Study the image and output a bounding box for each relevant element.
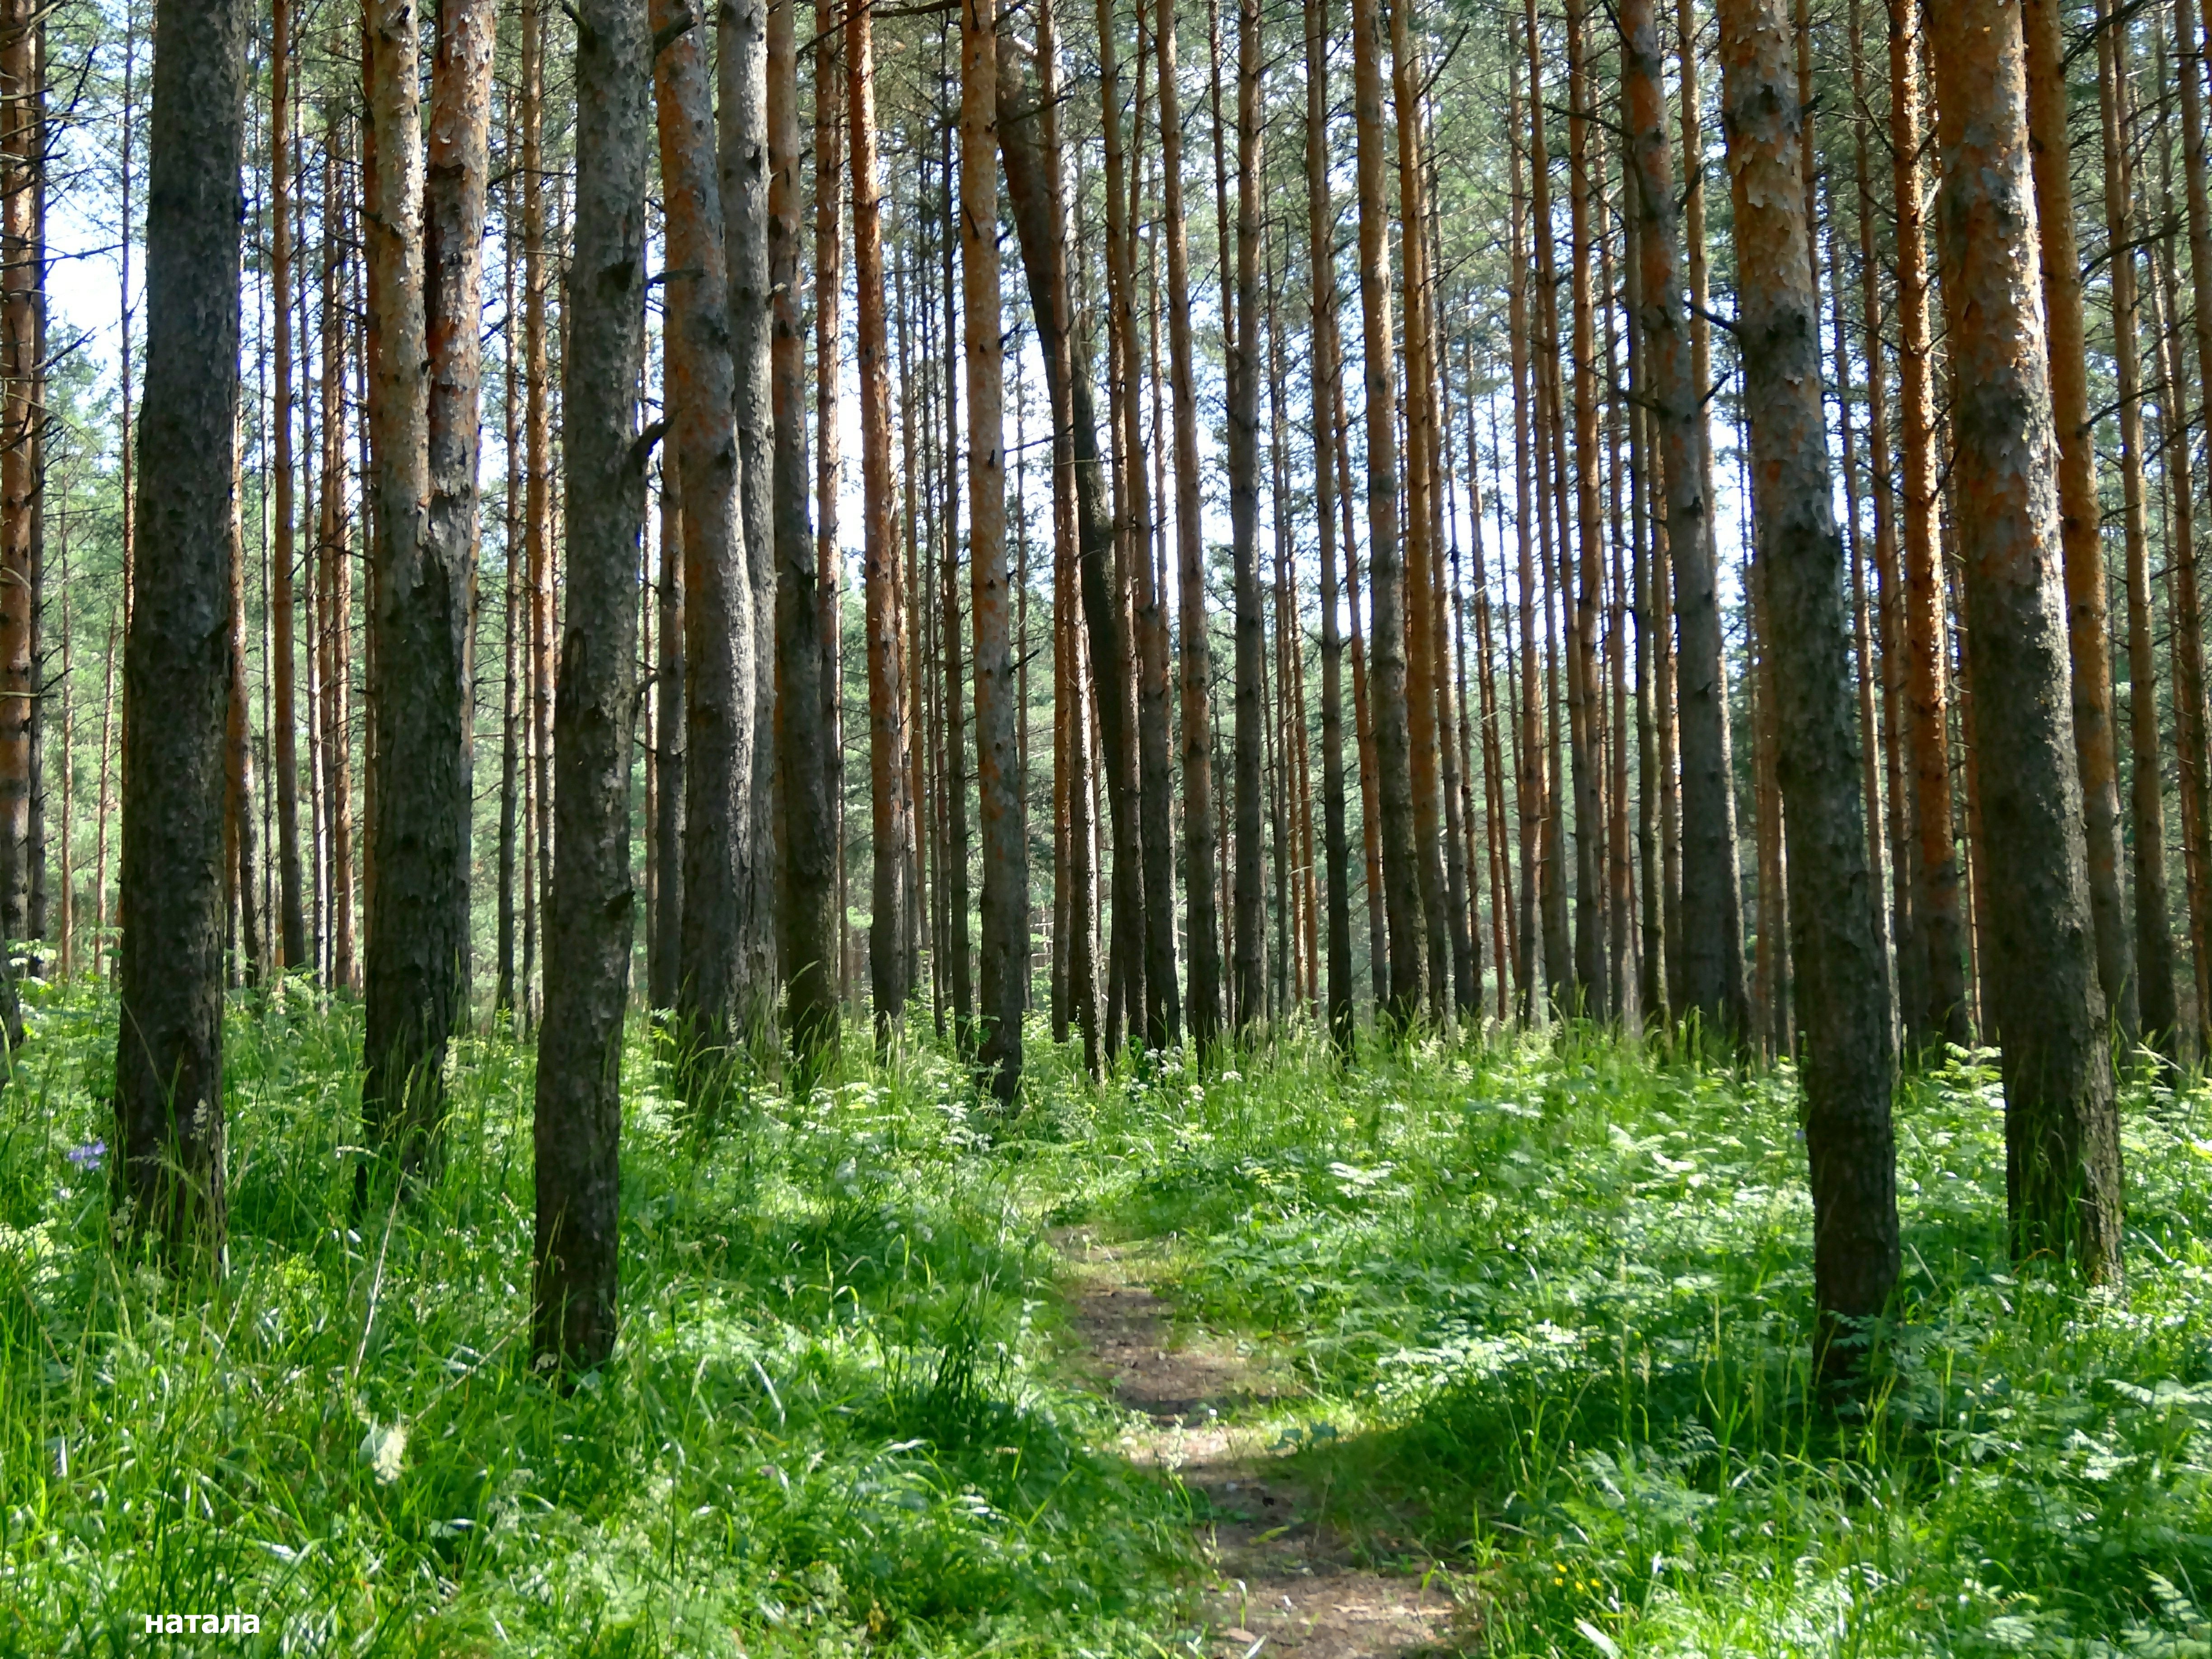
[1052,1228,1472,1658]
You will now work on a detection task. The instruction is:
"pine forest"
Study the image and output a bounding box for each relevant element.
[9,0,2212,1650]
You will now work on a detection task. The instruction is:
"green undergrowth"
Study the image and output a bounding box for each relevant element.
[1040,1029,2212,1656]
[0,980,1191,1657]
[4,975,2212,1656]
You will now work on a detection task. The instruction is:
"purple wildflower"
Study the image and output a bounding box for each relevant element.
[65,1140,105,1172]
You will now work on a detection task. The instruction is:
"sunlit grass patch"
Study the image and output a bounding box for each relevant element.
[0,983,1193,1657]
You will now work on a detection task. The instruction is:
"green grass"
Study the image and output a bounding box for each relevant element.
[3,979,2212,1654]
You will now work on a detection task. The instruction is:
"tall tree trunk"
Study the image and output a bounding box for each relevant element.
[1830,187,1893,1053]
[0,0,32,947]
[1306,0,1355,1048]
[999,19,1112,1073]
[2023,0,2134,1045]
[1926,0,2123,1280]
[937,122,975,1044]
[815,0,847,1012]
[719,0,777,1046]
[851,0,913,1043]
[774,0,837,1080]
[1851,0,1916,1040]
[116,0,248,1268]
[2098,0,2178,1048]
[270,0,305,970]
[524,0,556,1017]
[319,138,356,995]
[2156,223,2212,1057]
[1627,0,1744,1040]
[1562,0,1607,1018]
[1623,189,1666,1027]
[534,0,650,1374]
[362,0,485,1185]
[1228,0,1267,1035]
[651,458,683,1012]
[1509,19,1546,1017]
[497,164,524,1020]
[963,0,1025,1103]
[1890,0,1966,1050]
[1159,0,1225,1048]
[1716,0,1898,1354]
[1352,0,1422,1026]
[225,427,261,987]
[2173,0,2212,1055]
[655,0,755,1106]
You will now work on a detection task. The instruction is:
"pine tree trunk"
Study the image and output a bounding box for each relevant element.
[1529,2,1572,1015]
[1508,21,1545,1016]
[2172,0,2212,1054]
[1626,0,1744,1040]
[654,0,755,1104]
[651,458,683,1013]
[362,0,482,1183]
[2097,0,2178,1048]
[815,0,847,1016]
[1851,0,1916,1040]
[1153,0,1224,1050]
[270,0,305,970]
[851,0,913,1044]
[225,428,261,987]
[2156,231,2212,1057]
[998,15,1101,1069]
[1561,0,1607,1019]
[773,0,838,1079]
[2023,0,2134,1044]
[534,0,649,1374]
[937,131,975,1043]
[1228,0,1267,1036]
[718,0,777,1046]
[1830,192,1894,1051]
[116,0,248,1268]
[523,0,556,1020]
[1890,0,1966,1050]
[1927,0,2123,1280]
[0,0,33,947]
[497,163,524,1020]
[1715,0,1898,1349]
[1305,0,1355,1048]
[319,138,356,996]
[1352,0,1422,1026]
[962,0,1025,1102]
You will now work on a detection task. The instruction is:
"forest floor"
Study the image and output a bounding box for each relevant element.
[5,982,2212,1656]
[1053,1226,1462,1656]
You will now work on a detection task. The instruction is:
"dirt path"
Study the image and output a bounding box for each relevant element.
[1054,1229,1469,1658]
